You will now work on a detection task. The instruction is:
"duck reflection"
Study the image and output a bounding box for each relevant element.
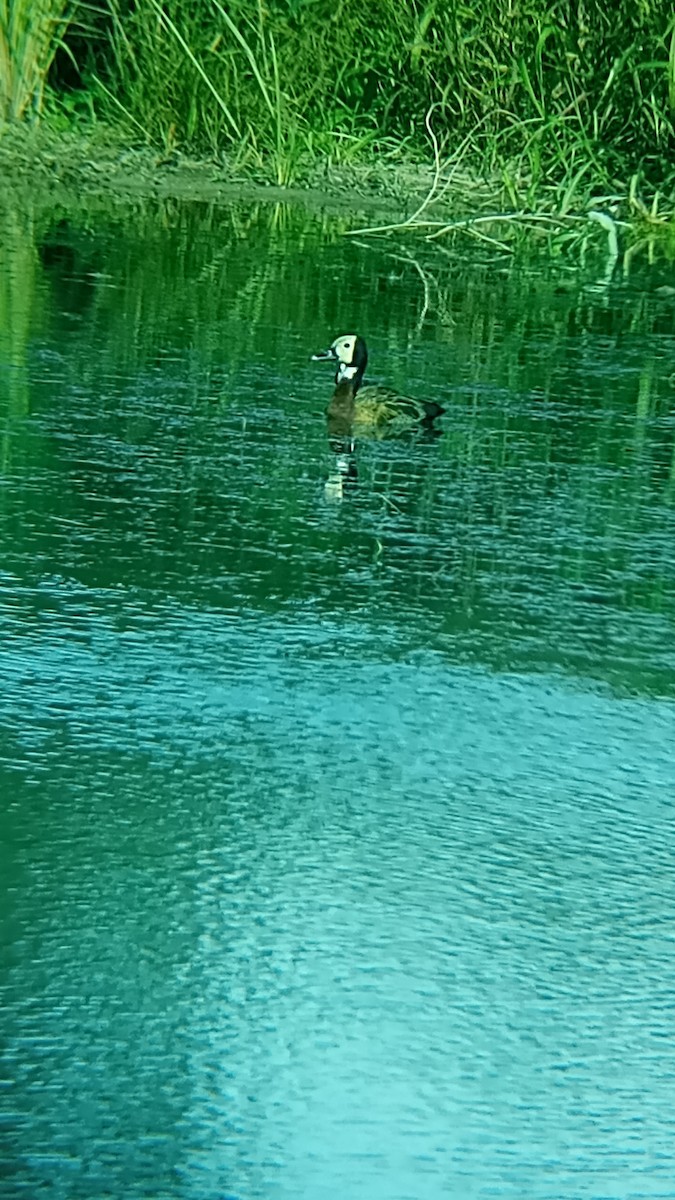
[324,428,358,502]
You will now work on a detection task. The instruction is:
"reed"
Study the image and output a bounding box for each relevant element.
[8,0,675,208]
[91,0,675,200]
[0,0,74,121]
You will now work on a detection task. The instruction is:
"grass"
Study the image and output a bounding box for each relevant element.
[0,0,75,121]
[4,0,675,229]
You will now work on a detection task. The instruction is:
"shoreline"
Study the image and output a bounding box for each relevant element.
[1,124,672,266]
[0,123,496,219]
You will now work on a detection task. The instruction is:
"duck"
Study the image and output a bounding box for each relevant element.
[311,334,444,435]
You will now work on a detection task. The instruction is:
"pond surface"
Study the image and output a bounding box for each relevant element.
[1,193,675,1200]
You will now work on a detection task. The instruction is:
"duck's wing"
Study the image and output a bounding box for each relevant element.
[362,387,444,422]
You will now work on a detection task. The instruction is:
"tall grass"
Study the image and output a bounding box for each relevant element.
[0,0,74,121]
[12,0,675,203]
[97,0,409,179]
[90,0,675,199]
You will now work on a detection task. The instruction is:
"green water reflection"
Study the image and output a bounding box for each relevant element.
[1,192,674,694]
[1,191,675,1200]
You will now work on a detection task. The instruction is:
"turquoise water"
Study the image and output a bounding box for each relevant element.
[1,195,675,1199]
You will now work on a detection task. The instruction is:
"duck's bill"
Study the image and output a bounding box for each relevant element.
[311,348,336,361]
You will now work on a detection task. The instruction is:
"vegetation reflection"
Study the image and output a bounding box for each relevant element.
[0,192,673,695]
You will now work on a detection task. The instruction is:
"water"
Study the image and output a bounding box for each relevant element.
[1,192,675,1199]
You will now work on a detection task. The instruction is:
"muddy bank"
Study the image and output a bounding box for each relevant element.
[0,123,489,219]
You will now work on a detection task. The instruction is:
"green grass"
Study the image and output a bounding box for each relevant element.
[8,0,675,219]
[0,0,75,121]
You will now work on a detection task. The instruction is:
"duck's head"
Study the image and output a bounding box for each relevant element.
[311,334,368,390]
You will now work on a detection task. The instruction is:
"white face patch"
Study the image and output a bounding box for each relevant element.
[331,334,357,366]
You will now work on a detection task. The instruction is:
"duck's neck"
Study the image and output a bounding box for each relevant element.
[324,381,353,420]
[324,376,355,439]
[335,357,366,393]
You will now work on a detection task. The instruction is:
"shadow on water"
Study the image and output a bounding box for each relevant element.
[1,189,675,1200]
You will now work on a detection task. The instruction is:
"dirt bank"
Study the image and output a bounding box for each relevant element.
[0,123,488,219]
